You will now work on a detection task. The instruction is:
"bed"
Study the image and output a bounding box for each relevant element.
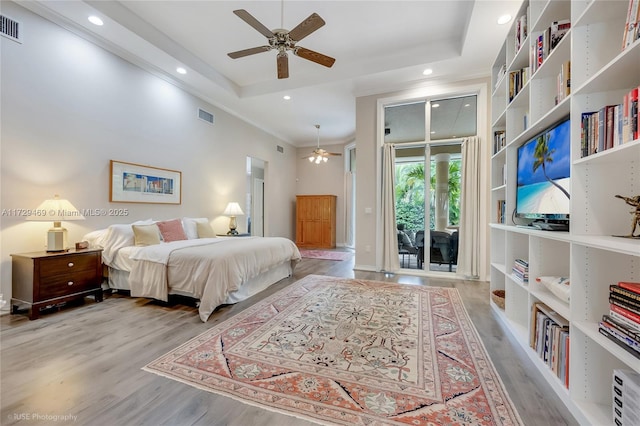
[84,218,301,322]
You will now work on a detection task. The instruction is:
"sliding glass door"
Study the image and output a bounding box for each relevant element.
[387,94,475,273]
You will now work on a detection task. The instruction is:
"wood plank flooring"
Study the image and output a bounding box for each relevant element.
[1,254,578,426]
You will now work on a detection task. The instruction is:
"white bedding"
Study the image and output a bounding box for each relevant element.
[126,236,300,322]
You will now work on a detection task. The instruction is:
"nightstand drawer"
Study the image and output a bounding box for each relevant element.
[39,253,98,277]
[11,249,104,319]
[39,269,100,300]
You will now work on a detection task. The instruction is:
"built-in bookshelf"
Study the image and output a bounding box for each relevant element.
[489,1,640,425]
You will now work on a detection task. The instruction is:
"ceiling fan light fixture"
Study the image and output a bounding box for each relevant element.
[227,8,335,79]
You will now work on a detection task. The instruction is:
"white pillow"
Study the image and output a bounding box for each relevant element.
[101,219,155,265]
[82,229,108,249]
[182,217,210,239]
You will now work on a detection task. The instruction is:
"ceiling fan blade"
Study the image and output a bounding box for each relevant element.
[277,52,289,79]
[228,46,271,59]
[327,152,342,156]
[294,47,335,68]
[233,9,274,39]
[288,13,325,42]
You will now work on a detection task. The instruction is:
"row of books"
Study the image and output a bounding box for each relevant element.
[612,369,640,425]
[514,12,528,55]
[530,19,570,75]
[496,200,506,224]
[580,87,639,158]
[622,0,640,50]
[598,282,640,359]
[493,130,506,154]
[512,258,528,284]
[508,67,529,103]
[530,302,570,388]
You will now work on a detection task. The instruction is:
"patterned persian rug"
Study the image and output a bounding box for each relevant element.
[144,275,522,425]
[299,249,352,261]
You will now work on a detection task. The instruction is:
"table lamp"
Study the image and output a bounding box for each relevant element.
[26,195,85,252]
[223,202,244,235]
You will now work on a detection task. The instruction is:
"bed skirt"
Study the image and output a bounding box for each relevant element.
[107,261,292,306]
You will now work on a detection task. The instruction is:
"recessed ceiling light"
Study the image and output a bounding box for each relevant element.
[464,103,470,107]
[430,131,436,134]
[422,68,433,76]
[88,16,104,26]
[432,103,440,108]
[497,14,512,25]
[176,67,187,75]
[283,95,291,100]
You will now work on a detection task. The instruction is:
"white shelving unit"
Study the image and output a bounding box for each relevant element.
[489,1,640,425]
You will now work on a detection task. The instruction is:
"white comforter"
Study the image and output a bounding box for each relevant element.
[127,237,300,322]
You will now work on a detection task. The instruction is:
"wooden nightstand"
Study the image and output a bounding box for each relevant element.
[11,249,104,320]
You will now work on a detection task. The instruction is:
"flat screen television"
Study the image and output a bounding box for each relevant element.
[515,117,570,230]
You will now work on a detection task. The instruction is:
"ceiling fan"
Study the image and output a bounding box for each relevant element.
[304,125,342,164]
[227,4,335,79]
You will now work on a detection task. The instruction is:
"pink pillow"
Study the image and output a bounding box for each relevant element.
[156,219,187,242]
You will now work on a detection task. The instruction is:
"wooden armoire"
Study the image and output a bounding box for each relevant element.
[295,195,336,248]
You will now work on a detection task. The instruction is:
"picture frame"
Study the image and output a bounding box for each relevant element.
[110,160,182,204]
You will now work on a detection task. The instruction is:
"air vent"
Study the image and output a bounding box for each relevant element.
[0,15,21,43]
[277,145,284,153]
[198,108,214,124]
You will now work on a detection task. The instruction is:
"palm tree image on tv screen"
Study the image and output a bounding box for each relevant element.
[516,118,571,221]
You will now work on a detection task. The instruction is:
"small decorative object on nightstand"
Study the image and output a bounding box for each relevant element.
[216,233,251,237]
[11,249,103,320]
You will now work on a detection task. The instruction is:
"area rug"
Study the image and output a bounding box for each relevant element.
[143,275,522,425]
[299,249,352,261]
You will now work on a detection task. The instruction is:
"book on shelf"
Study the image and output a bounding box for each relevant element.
[598,323,640,359]
[622,0,640,50]
[512,258,529,284]
[602,314,640,343]
[619,281,640,294]
[550,19,570,51]
[612,369,640,425]
[611,284,640,303]
[580,85,639,158]
[611,293,640,315]
[555,60,570,105]
[611,303,640,325]
[496,200,506,224]
[514,13,527,54]
[493,130,506,154]
[508,68,528,103]
[610,309,640,334]
[530,302,570,386]
[631,87,639,141]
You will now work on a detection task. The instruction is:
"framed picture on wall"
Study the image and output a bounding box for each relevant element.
[110,160,182,204]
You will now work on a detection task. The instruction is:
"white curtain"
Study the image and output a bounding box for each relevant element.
[458,136,481,278]
[344,171,354,247]
[382,143,400,271]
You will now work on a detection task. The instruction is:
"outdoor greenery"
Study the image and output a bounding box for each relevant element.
[395,159,461,232]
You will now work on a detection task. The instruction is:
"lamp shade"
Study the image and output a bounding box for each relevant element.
[26,195,85,221]
[26,195,84,252]
[223,202,244,216]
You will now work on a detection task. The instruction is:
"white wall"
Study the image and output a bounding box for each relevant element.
[0,3,298,302]
[354,78,491,278]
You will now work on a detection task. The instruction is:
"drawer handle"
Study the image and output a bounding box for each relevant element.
[67,281,74,286]
[68,262,74,267]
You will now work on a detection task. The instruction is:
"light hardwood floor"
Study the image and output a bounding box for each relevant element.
[1,254,578,426]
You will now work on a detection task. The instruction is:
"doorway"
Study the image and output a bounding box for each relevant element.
[387,95,474,273]
[246,157,265,236]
